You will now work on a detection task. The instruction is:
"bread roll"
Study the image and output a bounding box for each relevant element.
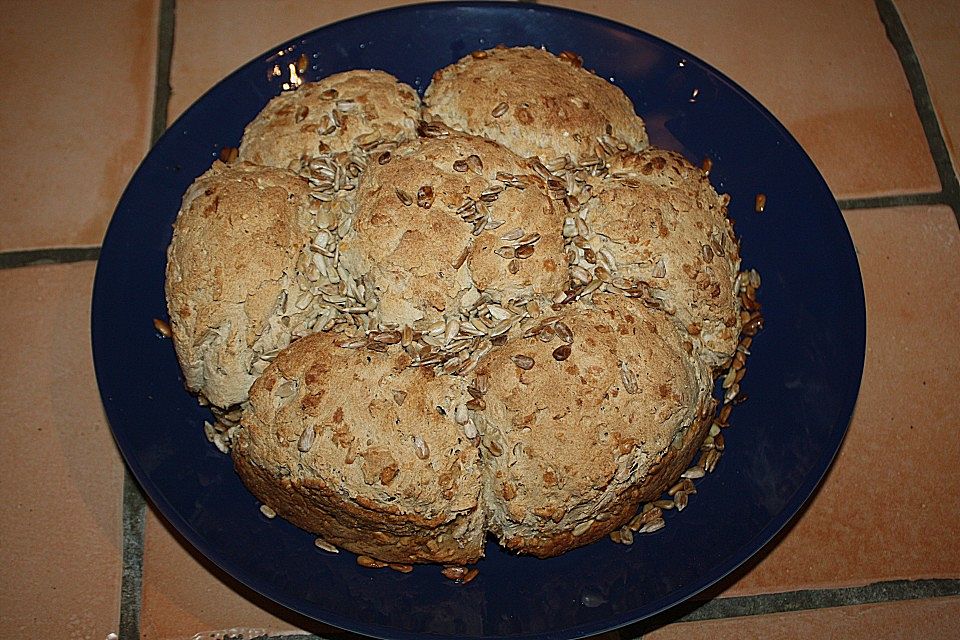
[473,295,712,557]
[425,47,648,163]
[338,132,567,327]
[165,162,328,408]
[233,331,486,564]
[240,70,421,169]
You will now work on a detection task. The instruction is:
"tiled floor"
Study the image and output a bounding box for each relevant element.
[1,1,958,639]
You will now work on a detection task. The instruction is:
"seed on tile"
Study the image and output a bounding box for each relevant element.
[153,318,172,338]
[260,505,277,519]
[701,157,713,175]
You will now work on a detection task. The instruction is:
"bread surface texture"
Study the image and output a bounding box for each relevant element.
[425,47,648,162]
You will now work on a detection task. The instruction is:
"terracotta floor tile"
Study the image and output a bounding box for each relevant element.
[897,0,960,171]
[715,206,960,596]
[142,506,334,639]
[547,0,939,199]
[0,263,124,638]
[0,1,158,252]
[646,596,960,640]
[168,0,424,121]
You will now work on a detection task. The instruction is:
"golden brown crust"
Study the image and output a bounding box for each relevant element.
[338,132,567,327]
[472,295,712,557]
[585,148,742,367]
[165,162,322,408]
[239,70,421,169]
[424,47,648,163]
[232,332,486,564]
[169,53,750,564]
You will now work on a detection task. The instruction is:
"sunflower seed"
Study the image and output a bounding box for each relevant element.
[377,151,392,165]
[495,246,516,259]
[511,354,535,370]
[619,362,638,394]
[153,318,172,338]
[466,396,486,411]
[681,466,706,480]
[297,426,316,453]
[572,520,593,537]
[314,538,339,553]
[260,505,277,519]
[619,526,634,545]
[442,566,468,580]
[357,555,387,568]
[515,244,535,260]
[392,390,407,406]
[466,154,483,174]
[638,518,665,534]
[554,321,574,344]
[508,259,521,274]
[552,344,572,361]
[500,227,524,242]
[413,435,430,460]
[492,101,509,118]
[463,419,478,439]
[674,491,689,511]
[396,188,413,206]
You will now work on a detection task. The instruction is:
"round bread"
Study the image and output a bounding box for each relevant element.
[338,132,567,327]
[472,295,713,557]
[167,51,752,565]
[165,161,330,408]
[424,47,648,163]
[239,70,421,169]
[582,148,742,366]
[232,331,487,565]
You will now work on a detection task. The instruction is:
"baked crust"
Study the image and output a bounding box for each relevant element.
[165,162,322,408]
[239,70,421,169]
[424,47,648,163]
[586,148,743,366]
[338,132,567,327]
[473,295,712,557]
[233,331,487,564]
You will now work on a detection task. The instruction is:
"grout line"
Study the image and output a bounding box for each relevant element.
[151,0,176,145]
[837,191,944,210]
[117,1,176,639]
[240,579,960,640]
[874,0,960,228]
[665,578,960,625]
[0,246,100,270]
[118,472,147,640]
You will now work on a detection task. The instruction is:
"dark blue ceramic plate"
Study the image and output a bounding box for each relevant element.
[92,3,865,638]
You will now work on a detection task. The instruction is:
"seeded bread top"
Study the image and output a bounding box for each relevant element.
[239,70,422,169]
[338,132,568,327]
[586,148,742,366]
[474,294,711,555]
[424,47,649,163]
[165,162,319,407]
[236,331,484,526]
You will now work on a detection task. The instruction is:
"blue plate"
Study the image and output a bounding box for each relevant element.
[92,3,865,638]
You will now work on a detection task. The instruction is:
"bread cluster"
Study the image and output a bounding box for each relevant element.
[165,47,743,564]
